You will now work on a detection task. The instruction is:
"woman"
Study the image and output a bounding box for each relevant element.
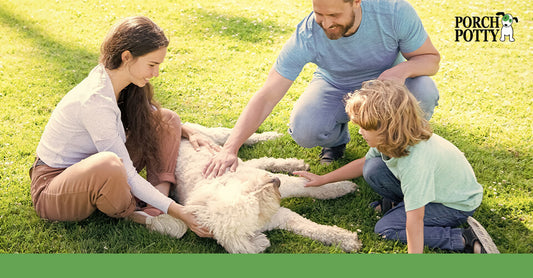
[30,16,216,238]
[294,80,498,253]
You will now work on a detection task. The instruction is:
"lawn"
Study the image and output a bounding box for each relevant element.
[0,0,531,254]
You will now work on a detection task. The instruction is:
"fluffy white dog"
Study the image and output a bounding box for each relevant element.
[132,123,362,253]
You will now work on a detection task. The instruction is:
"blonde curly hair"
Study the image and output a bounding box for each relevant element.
[345,80,432,158]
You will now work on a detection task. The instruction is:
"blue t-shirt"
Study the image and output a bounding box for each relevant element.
[274,0,427,90]
[365,134,483,212]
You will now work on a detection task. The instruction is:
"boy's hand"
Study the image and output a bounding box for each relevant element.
[293,171,325,187]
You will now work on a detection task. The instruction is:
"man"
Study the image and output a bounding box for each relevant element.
[203,0,440,177]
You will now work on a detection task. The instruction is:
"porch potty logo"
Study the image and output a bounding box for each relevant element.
[455,12,519,42]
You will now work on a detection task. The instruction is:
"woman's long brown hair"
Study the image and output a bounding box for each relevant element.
[100,16,169,171]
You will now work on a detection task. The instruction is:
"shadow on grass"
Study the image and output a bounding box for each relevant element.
[185,8,291,44]
[0,4,97,89]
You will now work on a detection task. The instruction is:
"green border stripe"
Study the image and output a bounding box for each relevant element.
[2,254,531,277]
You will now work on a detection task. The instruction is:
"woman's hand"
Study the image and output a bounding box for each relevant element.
[293,171,326,187]
[179,209,213,238]
[167,202,213,238]
[187,133,221,154]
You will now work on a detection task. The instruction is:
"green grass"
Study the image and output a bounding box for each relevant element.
[0,0,531,253]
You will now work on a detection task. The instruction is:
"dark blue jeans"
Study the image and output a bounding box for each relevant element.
[363,157,474,251]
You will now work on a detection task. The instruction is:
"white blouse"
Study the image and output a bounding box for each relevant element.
[36,64,173,213]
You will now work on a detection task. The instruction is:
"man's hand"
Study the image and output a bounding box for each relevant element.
[377,66,408,84]
[378,37,440,84]
[202,149,238,178]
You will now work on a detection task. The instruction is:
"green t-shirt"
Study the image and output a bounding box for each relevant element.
[365,134,483,212]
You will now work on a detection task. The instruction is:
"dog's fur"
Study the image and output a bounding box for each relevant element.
[135,123,362,253]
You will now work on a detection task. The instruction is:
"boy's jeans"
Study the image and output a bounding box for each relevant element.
[363,157,474,251]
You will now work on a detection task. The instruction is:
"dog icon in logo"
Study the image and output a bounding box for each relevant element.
[496,12,518,42]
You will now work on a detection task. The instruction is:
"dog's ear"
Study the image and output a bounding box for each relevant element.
[513,17,519,23]
[496,12,505,16]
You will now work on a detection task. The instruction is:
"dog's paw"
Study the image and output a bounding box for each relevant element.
[250,233,271,253]
[314,180,357,199]
[243,157,308,172]
[283,179,357,200]
[146,214,188,239]
[339,231,363,252]
[244,132,283,145]
[222,233,271,254]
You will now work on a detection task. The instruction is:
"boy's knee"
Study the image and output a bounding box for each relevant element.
[374,222,386,235]
[374,219,399,240]
[374,226,397,240]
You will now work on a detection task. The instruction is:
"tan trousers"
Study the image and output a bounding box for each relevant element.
[29,108,182,221]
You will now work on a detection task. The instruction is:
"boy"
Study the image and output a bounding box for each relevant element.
[294,80,498,253]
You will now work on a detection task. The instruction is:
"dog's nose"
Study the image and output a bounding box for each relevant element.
[270,177,281,188]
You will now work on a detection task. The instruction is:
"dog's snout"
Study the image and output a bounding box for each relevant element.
[270,177,281,188]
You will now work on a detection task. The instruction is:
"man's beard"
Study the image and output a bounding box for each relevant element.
[319,11,356,40]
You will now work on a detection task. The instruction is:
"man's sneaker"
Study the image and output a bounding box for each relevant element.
[462,216,500,253]
[319,144,346,165]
